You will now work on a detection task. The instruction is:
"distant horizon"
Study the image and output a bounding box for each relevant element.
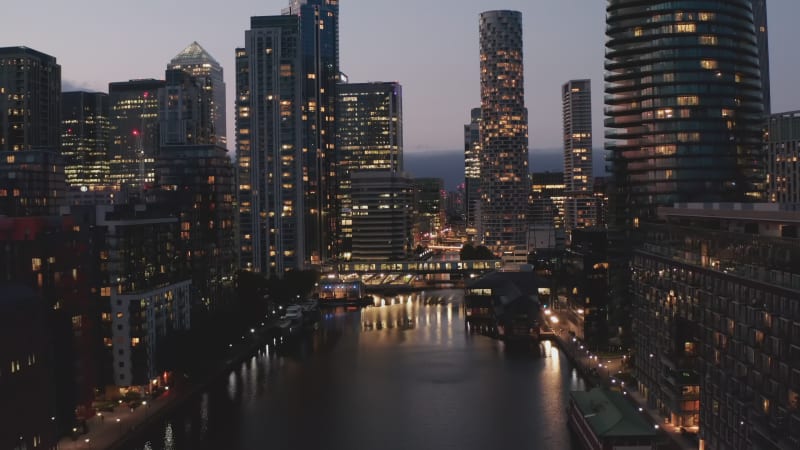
[404,147,607,191]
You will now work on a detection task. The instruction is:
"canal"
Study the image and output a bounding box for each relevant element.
[128,289,586,450]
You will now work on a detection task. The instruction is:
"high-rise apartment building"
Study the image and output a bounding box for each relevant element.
[605,1,765,227]
[478,10,529,254]
[283,0,339,265]
[464,107,481,230]
[167,42,226,147]
[108,79,164,194]
[61,91,110,187]
[752,0,770,115]
[336,81,403,258]
[767,110,800,204]
[0,47,65,217]
[237,0,339,275]
[562,79,595,231]
[0,47,61,152]
[236,16,304,275]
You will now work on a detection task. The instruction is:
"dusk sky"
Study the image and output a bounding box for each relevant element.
[6,0,800,159]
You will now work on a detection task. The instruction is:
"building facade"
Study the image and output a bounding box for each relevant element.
[464,107,481,230]
[160,68,214,147]
[350,171,413,261]
[86,204,191,389]
[605,0,766,228]
[767,110,800,205]
[336,81,403,259]
[752,0,770,115]
[562,79,595,231]
[167,42,227,147]
[632,204,800,449]
[0,286,58,450]
[530,171,566,228]
[0,216,97,432]
[413,177,444,241]
[0,47,65,217]
[478,10,530,254]
[236,16,304,275]
[156,144,235,311]
[0,47,61,152]
[108,79,164,194]
[283,0,340,265]
[61,91,110,187]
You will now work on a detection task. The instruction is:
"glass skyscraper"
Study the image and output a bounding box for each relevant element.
[108,79,164,194]
[562,79,594,231]
[61,91,110,187]
[167,42,227,147]
[283,0,339,264]
[605,0,765,227]
[237,0,339,276]
[464,107,481,231]
[478,10,529,254]
[236,15,304,275]
[335,81,403,259]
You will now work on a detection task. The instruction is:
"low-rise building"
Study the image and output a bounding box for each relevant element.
[568,388,657,450]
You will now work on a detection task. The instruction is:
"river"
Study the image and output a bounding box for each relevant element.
[127,289,586,450]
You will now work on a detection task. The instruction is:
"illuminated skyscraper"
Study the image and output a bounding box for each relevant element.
[478,10,529,253]
[337,82,403,173]
[283,0,339,264]
[0,46,65,216]
[464,107,481,229]
[61,91,110,187]
[237,0,339,275]
[236,15,304,275]
[562,79,595,231]
[605,0,765,227]
[336,81,402,257]
[167,42,227,147]
[108,79,164,194]
[0,46,61,152]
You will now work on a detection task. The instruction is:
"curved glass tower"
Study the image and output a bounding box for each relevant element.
[478,10,529,253]
[605,0,764,226]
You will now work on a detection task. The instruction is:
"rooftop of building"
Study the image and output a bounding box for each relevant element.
[570,388,657,439]
[169,41,220,67]
[0,46,57,62]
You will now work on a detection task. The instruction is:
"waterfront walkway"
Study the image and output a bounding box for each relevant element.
[58,321,279,450]
[58,390,176,450]
[552,332,699,450]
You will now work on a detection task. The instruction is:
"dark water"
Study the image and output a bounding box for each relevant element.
[130,289,585,450]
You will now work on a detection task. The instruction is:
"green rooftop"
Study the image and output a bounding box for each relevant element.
[570,388,658,438]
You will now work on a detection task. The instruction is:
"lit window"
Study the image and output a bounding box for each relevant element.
[700,59,718,70]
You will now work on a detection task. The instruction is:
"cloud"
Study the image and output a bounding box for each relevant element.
[62,79,101,93]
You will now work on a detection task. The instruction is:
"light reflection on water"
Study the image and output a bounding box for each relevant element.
[129,289,584,450]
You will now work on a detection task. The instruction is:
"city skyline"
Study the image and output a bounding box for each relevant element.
[6,0,800,157]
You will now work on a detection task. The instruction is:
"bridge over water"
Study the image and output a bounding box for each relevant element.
[335,259,503,275]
